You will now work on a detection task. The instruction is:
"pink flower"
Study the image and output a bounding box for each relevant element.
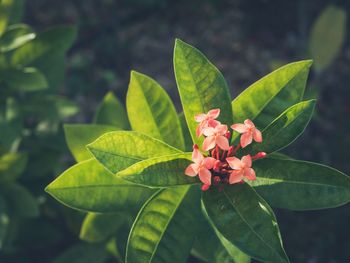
[226,155,256,184]
[202,124,230,151]
[195,109,220,137]
[231,119,262,148]
[185,147,216,185]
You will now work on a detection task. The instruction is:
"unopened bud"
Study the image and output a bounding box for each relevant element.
[213,176,221,185]
[193,144,199,150]
[201,184,210,191]
[227,146,234,157]
[252,152,267,160]
[225,130,231,139]
[213,160,221,172]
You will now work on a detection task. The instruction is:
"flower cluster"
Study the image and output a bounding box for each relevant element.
[185,109,266,191]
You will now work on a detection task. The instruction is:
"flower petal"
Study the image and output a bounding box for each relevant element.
[185,164,198,177]
[203,127,215,136]
[207,108,220,119]
[196,125,202,137]
[253,128,262,142]
[241,155,252,168]
[244,119,255,128]
[231,123,247,133]
[244,168,256,181]
[204,157,216,169]
[240,132,252,148]
[215,124,228,135]
[226,157,242,169]
[208,119,220,128]
[216,136,230,150]
[199,168,212,185]
[195,113,206,122]
[202,136,216,151]
[229,170,244,184]
[192,148,204,164]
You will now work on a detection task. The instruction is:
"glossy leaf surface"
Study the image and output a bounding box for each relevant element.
[87,131,181,174]
[203,184,289,263]
[126,186,200,263]
[251,158,350,210]
[127,71,184,150]
[174,39,233,145]
[46,159,153,213]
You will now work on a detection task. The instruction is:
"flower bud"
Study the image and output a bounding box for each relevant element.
[193,144,199,150]
[225,130,231,139]
[213,160,221,172]
[252,152,267,160]
[201,184,210,191]
[213,176,221,185]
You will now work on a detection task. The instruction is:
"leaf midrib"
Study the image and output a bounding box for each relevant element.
[148,187,190,262]
[222,189,286,262]
[48,184,137,191]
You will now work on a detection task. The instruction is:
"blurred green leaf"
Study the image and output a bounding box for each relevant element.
[0,152,27,182]
[126,186,200,263]
[250,158,350,210]
[127,71,185,150]
[3,183,39,218]
[64,124,118,162]
[10,25,77,66]
[46,158,154,213]
[202,184,289,263]
[53,243,109,263]
[232,60,312,132]
[118,153,198,188]
[0,195,9,249]
[93,91,130,129]
[0,0,13,37]
[0,23,35,52]
[87,131,181,174]
[80,212,131,243]
[0,67,48,92]
[309,5,347,72]
[174,39,233,146]
[252,100,316,154]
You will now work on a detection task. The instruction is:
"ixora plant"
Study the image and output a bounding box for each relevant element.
[46,39,350,263]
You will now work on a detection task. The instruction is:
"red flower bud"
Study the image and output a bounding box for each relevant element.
[252,152,267,160]
[213,176,221,185]
[225,130,231,139]
[213,160,221,172]
[201,184,210,191]
[193,144,199,150]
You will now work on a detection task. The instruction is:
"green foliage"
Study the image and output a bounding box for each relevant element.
[202,184,289,263]
[126,186,200,263]
[174,39,233,145]
[127,70,185,150]
[47,39,350,263]
[309,5,347,72]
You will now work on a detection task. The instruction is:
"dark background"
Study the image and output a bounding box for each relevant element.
[22,0,350,262]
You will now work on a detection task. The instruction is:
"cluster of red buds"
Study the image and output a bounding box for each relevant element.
[184,109,266,191]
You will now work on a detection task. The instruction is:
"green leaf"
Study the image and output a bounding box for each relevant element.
[0,195,9,249]
[87,131,182,174]
[232,60,312,131]
[10,26,77,66]
[3,183,39,218]
[80,212,131,243]
[93,91,130,129]
[46,159,154,213]
[64,124,118,162]
[250,158,350,210]
[126,186,201,263]
[174,39,233,145]
[0,23,35,52]
[193,211,250,263]
[309,5,347,72]
[0,0,13,36]
[127,71,184,150]
[179,112,192,151]
[53,243,109,263]
[0,153,27,182]
[0,67,48,92]
[118,153,199,188]
[202,184,289,263]
[252,100,316,154]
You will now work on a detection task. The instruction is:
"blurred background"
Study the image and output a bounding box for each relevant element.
[1,0,350,262]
